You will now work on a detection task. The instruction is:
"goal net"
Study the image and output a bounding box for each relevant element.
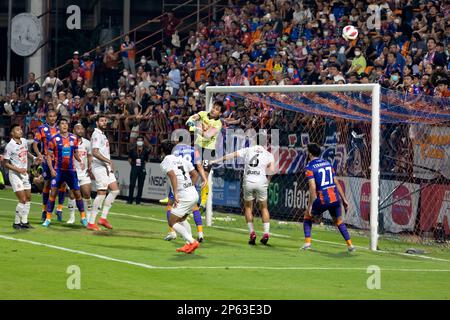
[202,85,450,252]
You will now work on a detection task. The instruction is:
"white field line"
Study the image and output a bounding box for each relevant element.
[0,197,449,263]
[0,198,290,238]
[1,234,450,272]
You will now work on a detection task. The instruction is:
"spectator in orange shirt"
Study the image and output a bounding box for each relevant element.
[192,49,206,82]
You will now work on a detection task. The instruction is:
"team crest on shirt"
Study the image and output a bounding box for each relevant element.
[56,137,60,141]
[70,140,74,146]
[44,127,48,132]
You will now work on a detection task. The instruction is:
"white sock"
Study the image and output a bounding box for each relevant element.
[15,203,24,224]
[180,220,192,237]
[22,202,31,224]
[101,190,119,219]
[247,222,254,233]
[90,194,106,224]
[68,199,76,217]
[263,222,270,235]
[83,198,92,221]
[172,223,195,243]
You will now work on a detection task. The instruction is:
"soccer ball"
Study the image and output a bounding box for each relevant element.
[342,25,358,41]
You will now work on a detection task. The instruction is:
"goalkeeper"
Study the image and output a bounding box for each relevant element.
[186,100,224,213]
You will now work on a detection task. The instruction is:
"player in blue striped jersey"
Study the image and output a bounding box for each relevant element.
[302,143,355,252]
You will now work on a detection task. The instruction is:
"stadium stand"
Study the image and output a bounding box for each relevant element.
[1,0,448,160]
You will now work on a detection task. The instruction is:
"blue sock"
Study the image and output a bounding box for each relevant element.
[76,199,86,219]
[303,217,312,242]
[337,221,351,241]
[57,189,66,209]
[193,210,202,226]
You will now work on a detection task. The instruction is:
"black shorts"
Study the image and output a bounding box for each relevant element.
[194,145,216,171]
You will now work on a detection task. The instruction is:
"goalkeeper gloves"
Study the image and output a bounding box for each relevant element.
[186,120,196,132]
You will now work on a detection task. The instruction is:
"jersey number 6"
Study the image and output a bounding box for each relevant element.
[249,154,259,167]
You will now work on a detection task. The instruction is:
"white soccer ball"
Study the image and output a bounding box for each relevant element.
[342,25,359,41]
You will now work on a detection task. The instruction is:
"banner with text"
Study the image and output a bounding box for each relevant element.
[419,184,450,235]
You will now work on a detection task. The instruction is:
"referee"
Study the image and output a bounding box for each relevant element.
[127,136,149,204]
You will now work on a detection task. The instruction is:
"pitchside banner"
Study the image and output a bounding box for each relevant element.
[268,174,309,219]
[211,174,241,208]
[343,177,420,233]
[265,175,420,233]
[110,160,168,200]
[111,160,241,206]
[420,184,450,235]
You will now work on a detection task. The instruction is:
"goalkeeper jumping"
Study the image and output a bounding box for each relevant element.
[186,100,224,213]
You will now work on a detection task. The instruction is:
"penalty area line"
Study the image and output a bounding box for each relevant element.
[0,234,449,272]
[0,196,449,263]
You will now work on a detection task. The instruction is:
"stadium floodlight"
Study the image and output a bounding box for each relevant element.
[205,84,381,251]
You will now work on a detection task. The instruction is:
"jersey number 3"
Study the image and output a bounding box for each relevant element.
[318,167,333,187]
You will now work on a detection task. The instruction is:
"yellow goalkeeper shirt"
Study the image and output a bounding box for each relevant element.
[188,111,222,150]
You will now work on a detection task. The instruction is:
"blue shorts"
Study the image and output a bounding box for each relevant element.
[311,199,342,219]
[41,161,52,181]
[51,170,80,191]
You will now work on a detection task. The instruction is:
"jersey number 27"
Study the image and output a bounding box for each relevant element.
[318,167,333,187]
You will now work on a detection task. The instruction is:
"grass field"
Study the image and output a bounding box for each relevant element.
[0,188,449,300]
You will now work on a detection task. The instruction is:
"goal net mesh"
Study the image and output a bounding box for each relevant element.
[207,87,450,251]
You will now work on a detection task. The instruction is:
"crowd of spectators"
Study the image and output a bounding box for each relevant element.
[1,0,449,158]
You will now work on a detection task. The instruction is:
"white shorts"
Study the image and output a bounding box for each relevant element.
[92,166,116,190]
[243,182,268,202]
[76,171,92,187]
[9,172,31,192]
[171,188,199,218]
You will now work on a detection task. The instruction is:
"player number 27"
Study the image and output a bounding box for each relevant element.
[318,167,333,187]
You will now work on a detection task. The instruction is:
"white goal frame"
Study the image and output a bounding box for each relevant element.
[205,84,381,251]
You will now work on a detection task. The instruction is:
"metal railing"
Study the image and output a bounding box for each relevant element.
[16,0,216,93]
[135,0,226,58]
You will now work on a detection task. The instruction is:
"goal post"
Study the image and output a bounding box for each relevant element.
[205,84,382,251]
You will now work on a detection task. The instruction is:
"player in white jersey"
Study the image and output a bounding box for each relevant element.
[160,141,200,254]
[66,123,93,224]
[212,144,275,245]
[88,114,120,231]
[3,124,41,229]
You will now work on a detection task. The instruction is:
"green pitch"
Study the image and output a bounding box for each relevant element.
[0,189,449,300]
